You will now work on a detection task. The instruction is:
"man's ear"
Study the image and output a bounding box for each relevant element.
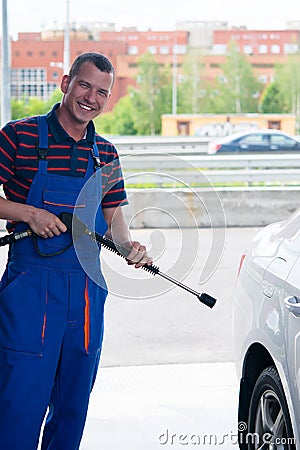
[60,75,70,94]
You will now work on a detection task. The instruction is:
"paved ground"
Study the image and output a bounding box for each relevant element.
[81,363,239,450]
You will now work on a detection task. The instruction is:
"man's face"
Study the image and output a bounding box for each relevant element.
[60,61,114,125]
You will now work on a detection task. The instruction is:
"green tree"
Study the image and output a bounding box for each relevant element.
[177,50,214,113]
[11,99,28,120]
[274,53,300,133]
[11,89,63,120]
[45,89,63,109]
[260,81,290,113]
[94,110,115,135]
[129,53,172,135]
[95,95,137,135]
[214,42,263,113]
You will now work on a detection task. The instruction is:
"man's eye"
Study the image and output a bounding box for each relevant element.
[98,90,108,97]
[80,82,89,88]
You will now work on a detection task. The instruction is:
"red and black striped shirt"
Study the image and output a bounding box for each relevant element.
[0,103,128,212]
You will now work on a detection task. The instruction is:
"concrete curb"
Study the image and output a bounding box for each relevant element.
[124,187,300,228]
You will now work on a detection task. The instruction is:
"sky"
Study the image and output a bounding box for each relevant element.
[3,0,300,37]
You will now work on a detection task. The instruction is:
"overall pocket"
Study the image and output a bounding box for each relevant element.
[0,263,47,356]
[40,188,85,251]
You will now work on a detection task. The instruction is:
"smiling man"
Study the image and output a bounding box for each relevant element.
[0,52,151,450]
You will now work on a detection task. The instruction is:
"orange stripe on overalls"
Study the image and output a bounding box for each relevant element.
[84,277,90,353]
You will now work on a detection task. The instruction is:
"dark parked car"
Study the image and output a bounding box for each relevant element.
[207,129,300,154]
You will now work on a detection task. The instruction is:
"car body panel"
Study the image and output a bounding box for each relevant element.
[234,210,300,445]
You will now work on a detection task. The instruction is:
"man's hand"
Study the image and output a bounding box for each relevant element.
[125,241,153,268]
[27,208,67,238]
[0,197,67,239]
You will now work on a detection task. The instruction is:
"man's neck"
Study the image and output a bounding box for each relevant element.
[56,107,87,142]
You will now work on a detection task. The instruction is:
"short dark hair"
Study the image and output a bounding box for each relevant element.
[68,52,115,84]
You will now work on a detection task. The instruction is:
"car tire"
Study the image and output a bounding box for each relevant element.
[247,366,295,449]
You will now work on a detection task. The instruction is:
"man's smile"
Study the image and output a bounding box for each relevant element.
[78,102,95,111]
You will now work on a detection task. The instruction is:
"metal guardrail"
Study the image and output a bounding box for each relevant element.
[113,136,210,154]
[120,153,300,185]
[0,153,300,192]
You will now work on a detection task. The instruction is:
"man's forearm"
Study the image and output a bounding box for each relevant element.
[0,196,36,223]
[0,196,66,237]
[103,206,132,245]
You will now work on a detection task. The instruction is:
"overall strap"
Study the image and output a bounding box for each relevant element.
[37,115,49,175]
[91,140,101,171]
[37,115,49,158]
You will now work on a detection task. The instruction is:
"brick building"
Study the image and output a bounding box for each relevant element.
[208,28,300,83]
[3,24,300,110]
[8,28,189,110]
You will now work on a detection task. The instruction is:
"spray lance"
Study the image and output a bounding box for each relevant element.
[0,212,217,309]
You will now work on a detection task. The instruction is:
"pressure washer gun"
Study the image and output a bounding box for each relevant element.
[0,213,217,309]
[61,212,217,309]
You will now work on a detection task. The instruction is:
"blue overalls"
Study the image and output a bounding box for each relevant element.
[0,115,108,450]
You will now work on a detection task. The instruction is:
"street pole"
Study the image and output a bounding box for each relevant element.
[63,0,70,74]
[1,0,11,127]
[172,33,177,115]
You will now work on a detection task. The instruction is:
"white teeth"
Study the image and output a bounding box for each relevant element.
[79,103,92,111]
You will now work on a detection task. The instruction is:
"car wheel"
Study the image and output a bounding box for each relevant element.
[247,366,295,449]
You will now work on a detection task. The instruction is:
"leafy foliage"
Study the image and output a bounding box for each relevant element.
[11,89,62,120]
[129,53,172,135]
[260,81,290,113]
[213,42,263,113]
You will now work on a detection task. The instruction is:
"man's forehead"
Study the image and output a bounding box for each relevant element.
[75,65,113,88]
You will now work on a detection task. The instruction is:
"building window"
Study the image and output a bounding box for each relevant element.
[211,44,227,54]
[284,43,298,54]
[270,44,280,54]
[268,120,281,130]
[10,68,50,100]
[128,45,138,55]
[147,46,157,54]
[172,44,187,54]
[243,45,253,55]
[253,63,273,68]
[160,46,169,54]
[177,121,190,135]
[258,44,268,54]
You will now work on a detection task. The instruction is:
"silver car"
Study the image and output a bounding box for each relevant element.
[234,210,300,449]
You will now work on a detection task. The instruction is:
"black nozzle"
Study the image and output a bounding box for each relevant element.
[198,292,217,309]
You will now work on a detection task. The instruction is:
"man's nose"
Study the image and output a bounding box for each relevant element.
[83,88,96,103]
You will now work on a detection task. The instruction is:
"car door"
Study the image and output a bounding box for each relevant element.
[269,134,300,152]
[283,251,300,432]
[236,133,270,153]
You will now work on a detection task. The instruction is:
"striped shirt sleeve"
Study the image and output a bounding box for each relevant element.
[0,123,17,185]
[101,149,128,208]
